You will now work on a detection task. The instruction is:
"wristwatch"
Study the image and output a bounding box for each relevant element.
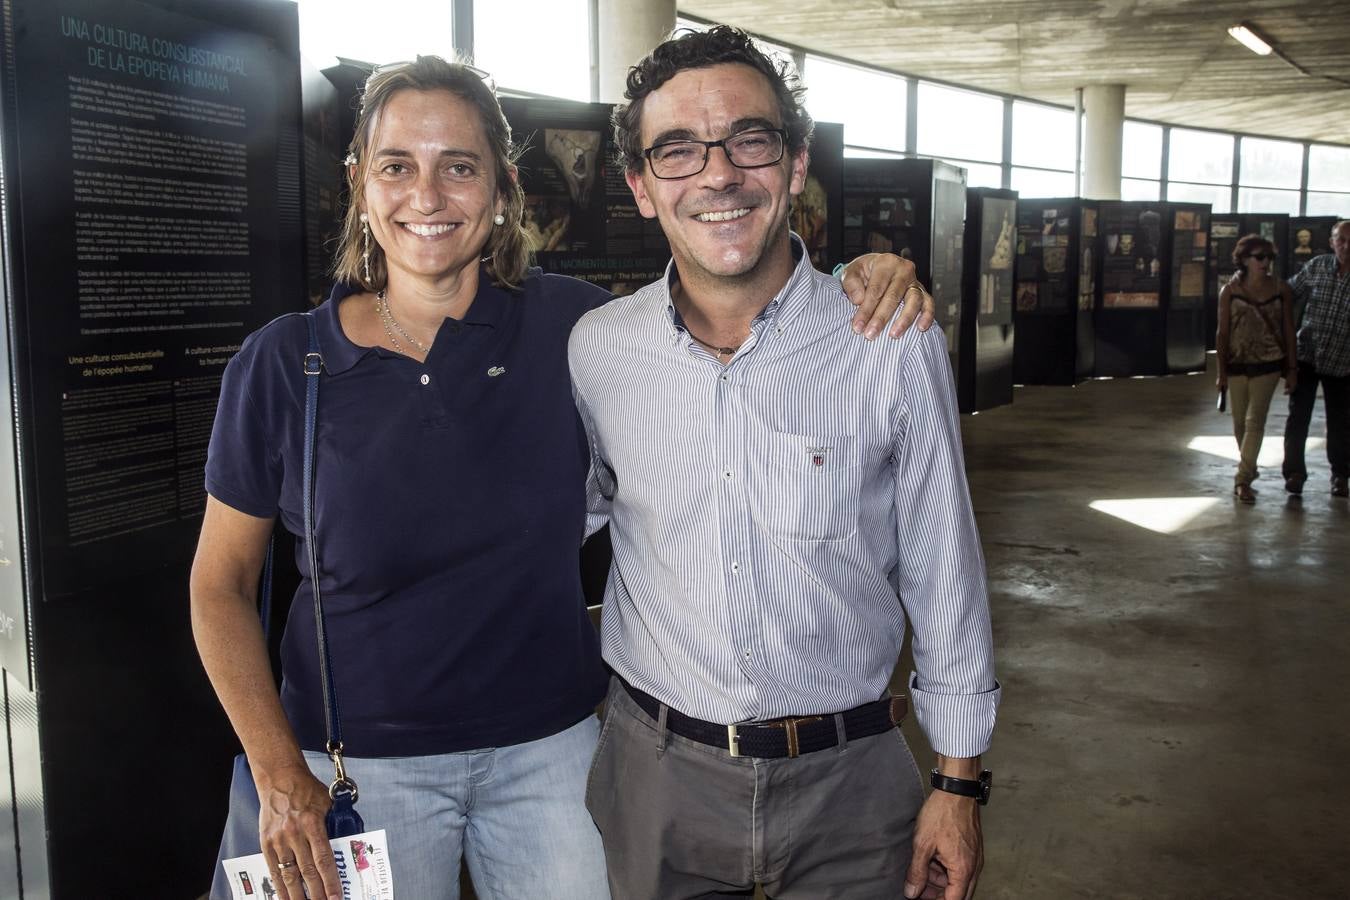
[930,769,993,805]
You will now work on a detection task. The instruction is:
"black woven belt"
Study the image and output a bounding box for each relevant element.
[621,680,906,759]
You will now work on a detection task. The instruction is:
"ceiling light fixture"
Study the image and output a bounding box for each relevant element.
[1227,23,1273,56]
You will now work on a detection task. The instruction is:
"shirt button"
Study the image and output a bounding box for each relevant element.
[731,562,740,572]
[720,374,729,382]
[420,374,430,385]
[723,470,733,479]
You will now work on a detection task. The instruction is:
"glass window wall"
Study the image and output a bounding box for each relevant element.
[1168,128,1234,185]
[1122,122,1162,179]
[1168,181,1231,212]
[1305,192,1350,217]
[299,0,454,67]
[476,0,589,100]
[1239,137,1302,190]
[1121,178,1161,201]
[1011,167,1074,198]
[1237,187,1300,215]
[916,83,1002,163]
[805,56,906,154]
[1011,101,1074,172]
[1308,145,1350,192]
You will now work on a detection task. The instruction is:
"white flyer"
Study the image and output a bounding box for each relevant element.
[221,829,393,899]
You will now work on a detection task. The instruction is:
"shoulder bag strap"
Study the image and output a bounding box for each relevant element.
[300,312,361,812]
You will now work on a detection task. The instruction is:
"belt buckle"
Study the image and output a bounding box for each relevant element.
[727,724,741,758]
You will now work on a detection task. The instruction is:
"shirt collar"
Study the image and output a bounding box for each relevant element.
[318,266,510,373]
[661,232,813,339]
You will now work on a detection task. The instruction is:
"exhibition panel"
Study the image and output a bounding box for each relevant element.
[843,157,967,375]
[0,0,306,893]
[1011,197,1098,385]
[959,187,1017,412]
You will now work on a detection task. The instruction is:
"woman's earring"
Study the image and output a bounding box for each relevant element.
[493,213,506,226]
[359,212,371,283]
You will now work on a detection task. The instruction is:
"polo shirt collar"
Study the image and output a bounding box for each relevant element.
[317,266,510,374]
[661,232,813,339]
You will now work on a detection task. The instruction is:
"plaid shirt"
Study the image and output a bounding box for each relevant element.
[1289,254,1350,377]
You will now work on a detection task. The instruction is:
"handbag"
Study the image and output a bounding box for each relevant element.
[210,312,362,893]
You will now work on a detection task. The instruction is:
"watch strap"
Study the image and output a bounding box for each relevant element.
[930,768,992,805]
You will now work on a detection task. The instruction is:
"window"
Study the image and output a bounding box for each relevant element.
[916,83,1002,163]
[1168,128,1234,185]
[298,0,454,67]
[1121,178,1161,201]
[934,159,1002,188]
[1304,192,1349,217]
[1011,101,1075,172]
[1239,137,1302,189]
[805,55,906,153]
[1010,167,1075,198]
[1308,145,1350,192]
[476,0,590,101]
[1122,122,1162,180]
[1167,182,1231,212]
[1237,187,1300,215]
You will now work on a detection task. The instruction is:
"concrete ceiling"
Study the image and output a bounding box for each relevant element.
[679,0,1350,145]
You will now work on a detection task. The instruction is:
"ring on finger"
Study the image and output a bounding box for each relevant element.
[276,860,296,870]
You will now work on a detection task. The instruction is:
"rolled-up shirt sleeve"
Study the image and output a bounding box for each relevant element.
[890,328,1000,758]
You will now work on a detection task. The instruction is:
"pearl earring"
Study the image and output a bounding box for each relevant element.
[493,213,505,226]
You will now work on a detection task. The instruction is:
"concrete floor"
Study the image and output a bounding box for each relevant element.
[454,361,1349,899]
[942,364,1349,899]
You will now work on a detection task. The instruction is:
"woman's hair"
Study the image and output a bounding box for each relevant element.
[1231,233,1275,282]
[332,56,530,290]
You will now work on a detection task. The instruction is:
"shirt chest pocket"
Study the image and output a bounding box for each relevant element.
[748,432,864,542]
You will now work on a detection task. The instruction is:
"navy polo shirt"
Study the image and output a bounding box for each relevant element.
[205,271,611,756]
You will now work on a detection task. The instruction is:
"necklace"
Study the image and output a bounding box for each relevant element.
[682,323,744,362]
[375,290,430,355]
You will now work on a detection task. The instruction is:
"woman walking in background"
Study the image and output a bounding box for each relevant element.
[1216,233,1297,503]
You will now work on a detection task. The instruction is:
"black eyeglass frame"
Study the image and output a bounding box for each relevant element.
[641,128,790,180]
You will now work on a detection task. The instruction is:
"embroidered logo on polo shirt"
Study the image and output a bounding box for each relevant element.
[807,446,830,467]
[487,366,507,377]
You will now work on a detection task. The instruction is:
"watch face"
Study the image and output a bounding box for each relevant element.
[978,770,993,804]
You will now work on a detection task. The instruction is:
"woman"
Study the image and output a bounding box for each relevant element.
[192,56,929,900]
[1216,233,1297,503]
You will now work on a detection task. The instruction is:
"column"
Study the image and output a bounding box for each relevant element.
[1082,84,1125,200]
[597,0,677,103]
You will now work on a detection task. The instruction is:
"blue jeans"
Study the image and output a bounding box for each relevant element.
[211,715,610,900]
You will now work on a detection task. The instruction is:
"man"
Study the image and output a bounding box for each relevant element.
[1283,220,1350,498]
[569,26,999,900]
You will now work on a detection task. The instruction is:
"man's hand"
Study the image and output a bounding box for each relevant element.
[840,253,936,339]
[257,762,342,900]
[904,790,984,900]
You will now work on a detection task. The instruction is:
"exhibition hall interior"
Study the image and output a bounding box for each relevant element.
[1,0,1346,896]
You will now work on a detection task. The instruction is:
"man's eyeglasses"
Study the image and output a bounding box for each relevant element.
[643,128,788,180]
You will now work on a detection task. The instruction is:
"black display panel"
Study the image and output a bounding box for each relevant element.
[3,0,305,598]
[1010,198,1095,385]
[977,195,1016,326]
[502,96,670,296]
[1165,203,1211,372]
[1169,206,1210,311]
[1101,202,1163,309]
[1289,216,1340,275]
[791,120,843,274]
[959,187,1015,412]
[1014,203,1075,315]
[843,158,966,370]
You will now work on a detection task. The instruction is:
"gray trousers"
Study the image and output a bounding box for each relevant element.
[585,678,927,899]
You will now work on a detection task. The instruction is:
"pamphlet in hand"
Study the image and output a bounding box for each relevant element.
[222,830,393,899]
